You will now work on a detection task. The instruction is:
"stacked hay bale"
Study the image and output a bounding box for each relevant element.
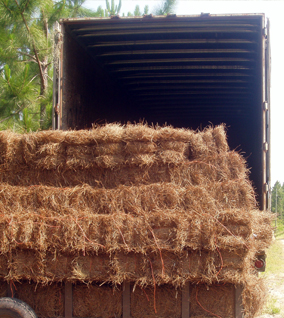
[0,124,272,317]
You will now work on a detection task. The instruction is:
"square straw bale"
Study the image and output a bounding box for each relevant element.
[112,250,249,287]
[212,179,256,210]
[242,275,267,318]
[212,124,229,153]
[250,210,274,250]
[44,254,73,281]
[8,250,45,282]
[156,126,193,142]
[14,281,64,318]
[90,123,124,143]
[131,284,182,318]
[94,143,124,156]
[190,283,235,318]
[158,140,189,155]
[226,151,248,180]
[112,252,145,284]
[66,145,95,169]
[157,150,186,165]
[123,124,157,142]
[3,132,25,168]
[124,141,157,154]
[66,143,124,170]
[34,142,66,170]
[70,254,111,282]
[126,153,156,167]
[73,283,122,318]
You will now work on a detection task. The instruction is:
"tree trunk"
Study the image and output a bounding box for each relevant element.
[40,55,49,129]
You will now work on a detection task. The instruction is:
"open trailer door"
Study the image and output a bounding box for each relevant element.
[264,18,271,211]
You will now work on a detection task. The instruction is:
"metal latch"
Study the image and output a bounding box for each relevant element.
[263,27,267,38]
[263,142,269,152]
[263,101,268,111]
[263,183,269,193]
[55,104,60,115]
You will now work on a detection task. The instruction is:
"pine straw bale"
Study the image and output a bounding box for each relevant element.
[250,210,274,251]
[0,181,256,218]
[30,143,66,170]
[159,140,190,155]
[123,123,158,141]
[44,253,74,282]
[0,124,233,176]
[125,141,157,154]
[73,283,122,318]
[212,179,256,210]
[5,250,46,282]
[0,131,25,170]
[0,208,264,255]
[0,164,171,187]
[112,250,250,286]
[241,274,267,318]
[0,251,111,284]
[14,281,64,318]
[0,204,273,257]
[190,283,235,318]
[0,150,249,188]
[131,284,182,318]
[0,249,254,287]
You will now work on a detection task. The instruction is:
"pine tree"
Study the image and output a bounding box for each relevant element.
[143,5,149,15]
[105,0,121,16]
[0,0,102,131]
[133,5,141,16]
[271,181,284,218]
[154,0,177,15]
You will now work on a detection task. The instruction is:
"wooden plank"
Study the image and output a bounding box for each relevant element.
[182,282,190,318]
[65,282,73,318]
[235,285,244,318]
[123,282,131,318]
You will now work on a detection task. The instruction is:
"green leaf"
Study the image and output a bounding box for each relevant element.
[4,64,11,81]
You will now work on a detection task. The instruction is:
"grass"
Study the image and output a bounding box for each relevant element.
[275,218,284,240]
[264,238,284,275]
[261,219,284,275]
[263,296,281,315]
[260,219,284,316]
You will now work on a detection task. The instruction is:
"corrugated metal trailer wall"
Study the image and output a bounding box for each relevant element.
[53,14,270,210]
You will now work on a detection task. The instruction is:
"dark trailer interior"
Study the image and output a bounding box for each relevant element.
[54,14,270,210]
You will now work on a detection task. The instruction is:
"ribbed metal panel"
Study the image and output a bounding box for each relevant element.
[63,15,263,121]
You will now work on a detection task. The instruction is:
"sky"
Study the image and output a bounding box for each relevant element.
[84,0,284,187]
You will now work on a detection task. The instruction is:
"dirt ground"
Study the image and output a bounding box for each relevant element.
[256,240,284,318]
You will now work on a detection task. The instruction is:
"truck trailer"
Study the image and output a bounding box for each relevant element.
[0,13,271,318]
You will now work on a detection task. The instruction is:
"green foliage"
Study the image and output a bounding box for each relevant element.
[0,0,101,132]
[133,5,141,17]
[132,5,149,16]
[143,5,149,15]
[105,0,121,16]
[264,238,284,275]
[263,296,281,315]
[154,0,177,15]
[271,181,284,218]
